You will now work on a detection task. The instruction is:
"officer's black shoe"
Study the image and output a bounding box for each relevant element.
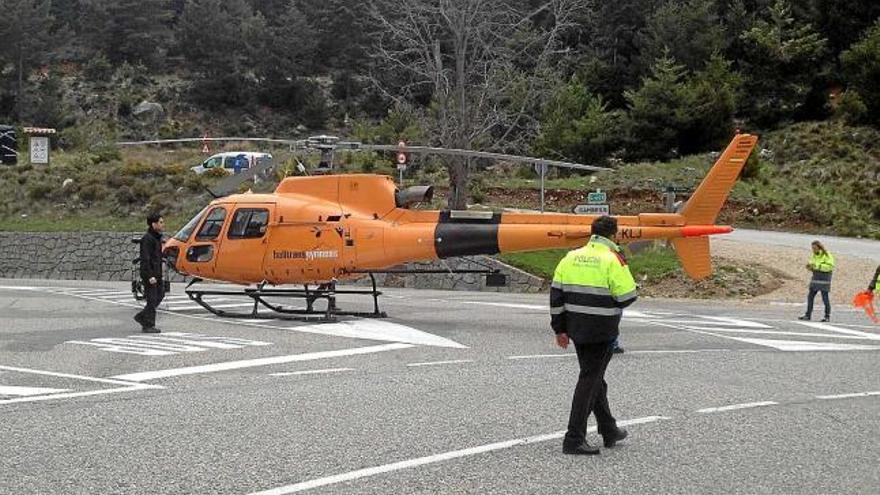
[602,428,628,448]
[797,315,810,321]
[133,313,144,327]
[142,327,161,334]
[821,316,830,322]
[612,346,625,354]
[562,442,600,455]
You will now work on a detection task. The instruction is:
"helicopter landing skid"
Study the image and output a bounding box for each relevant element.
[184,275,387,322]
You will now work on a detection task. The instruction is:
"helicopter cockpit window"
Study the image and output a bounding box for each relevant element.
[173,206,209,242]
[195,207,227,241]
[228,208,269,239]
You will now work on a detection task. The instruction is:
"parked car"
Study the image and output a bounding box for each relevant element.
[190,152,272,175]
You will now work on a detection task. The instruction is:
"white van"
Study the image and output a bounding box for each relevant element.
[190,152,272,175]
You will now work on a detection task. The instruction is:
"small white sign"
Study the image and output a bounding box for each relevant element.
[30,136,49,164]
[573,204,610,215]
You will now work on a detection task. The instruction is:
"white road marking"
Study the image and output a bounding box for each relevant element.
[66,332,273,356]
[652,321,880,352]
[270,319,468,349]
[816,391,880,400]
[110,343,414,382]
[269,368,354,377]
[0,365,161,405]
[663,316,772,329]
[23,287,464,348]
[246,416,669,495]
[796,321,880,341]
[507,354,572,360]
[0,385,69,397]
[626,349,730,354]
[173,302,256,311]
[697,401,778,414]
[715,337,880,352]
[406,359,474,367]
[459,301,546,310]
[682,327,873,340]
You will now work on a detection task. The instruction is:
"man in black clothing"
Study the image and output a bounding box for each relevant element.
[134,213,165,333]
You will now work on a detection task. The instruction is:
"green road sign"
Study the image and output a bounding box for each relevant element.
[587,190,606,204]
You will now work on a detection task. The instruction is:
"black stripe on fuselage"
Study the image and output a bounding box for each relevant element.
[434,211,502,258]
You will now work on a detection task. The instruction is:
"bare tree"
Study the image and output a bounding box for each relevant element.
[369,0,588,208]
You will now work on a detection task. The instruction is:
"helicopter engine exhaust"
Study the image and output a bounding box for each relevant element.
[395,186,434,208]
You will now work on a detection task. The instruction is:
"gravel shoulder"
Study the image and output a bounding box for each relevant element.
[712,237,878,305]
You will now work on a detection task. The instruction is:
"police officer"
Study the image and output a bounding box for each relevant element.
[551,215,637,455]
[134,213,165,333]
[798,240,834,322]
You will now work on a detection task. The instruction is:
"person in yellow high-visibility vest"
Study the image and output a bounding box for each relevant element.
[869,266,880,294]
[799,240,834,322]
[551,215,637,455]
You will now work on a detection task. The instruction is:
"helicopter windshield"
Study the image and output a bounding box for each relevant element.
[173,207,209,242]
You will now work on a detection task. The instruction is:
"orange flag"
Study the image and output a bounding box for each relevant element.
[852,291,879,324]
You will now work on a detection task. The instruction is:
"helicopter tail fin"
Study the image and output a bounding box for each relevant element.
[679,134,759,225]
[671,134,758,280]
[671,237,712,279]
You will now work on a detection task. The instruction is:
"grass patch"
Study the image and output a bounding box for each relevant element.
[498,243,681,282]
[0,213,194,233]
[498,249,568,280]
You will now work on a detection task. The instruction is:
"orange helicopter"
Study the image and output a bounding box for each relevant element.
[161,134,758,320]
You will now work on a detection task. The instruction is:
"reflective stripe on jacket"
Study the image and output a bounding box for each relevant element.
[808,251,834,291]
[550,235,638,344]
[871,266,880,291]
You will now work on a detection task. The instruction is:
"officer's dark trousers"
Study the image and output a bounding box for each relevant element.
[564,340,617,446]
[805,288,830,318]
[136,281,165,329]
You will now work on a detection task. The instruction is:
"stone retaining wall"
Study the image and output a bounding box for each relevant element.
[0,232,547,293]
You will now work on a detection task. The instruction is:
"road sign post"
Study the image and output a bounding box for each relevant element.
[396,140,408,185]
[23,127,55,165]
[534,162,547,213]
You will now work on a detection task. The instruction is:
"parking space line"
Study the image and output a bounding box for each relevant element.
[246,415,669,495]
[110,343,414,382]
[696,401,778,414]
[459,301,546,310]
[269,368,354,377]
[816,391,880,400]
[406,359,474,367]
[507,354,572,360]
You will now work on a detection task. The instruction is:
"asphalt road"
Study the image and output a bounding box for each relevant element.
[1,279,878,494]
[728,229,880,263]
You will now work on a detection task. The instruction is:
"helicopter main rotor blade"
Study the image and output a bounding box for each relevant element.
[358,144,609,172]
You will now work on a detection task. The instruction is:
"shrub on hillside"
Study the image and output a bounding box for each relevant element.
[27,182,53,200]
[842,20,880,124]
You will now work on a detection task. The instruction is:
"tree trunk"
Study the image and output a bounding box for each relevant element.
[446,157,470,209]
[16,47,24,118]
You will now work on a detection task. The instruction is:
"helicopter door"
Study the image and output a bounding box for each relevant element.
[185,206,228,278]
[214,204,275,283]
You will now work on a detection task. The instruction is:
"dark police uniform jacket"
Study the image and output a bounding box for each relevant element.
[139,229,163,283]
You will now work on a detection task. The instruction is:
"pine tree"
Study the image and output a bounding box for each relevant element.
[641,0,726,71]
[624,53,690,159]
[739,0,827,126]
[841,21,880,124]
[79,0,173,68]
[0,0,54,118]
